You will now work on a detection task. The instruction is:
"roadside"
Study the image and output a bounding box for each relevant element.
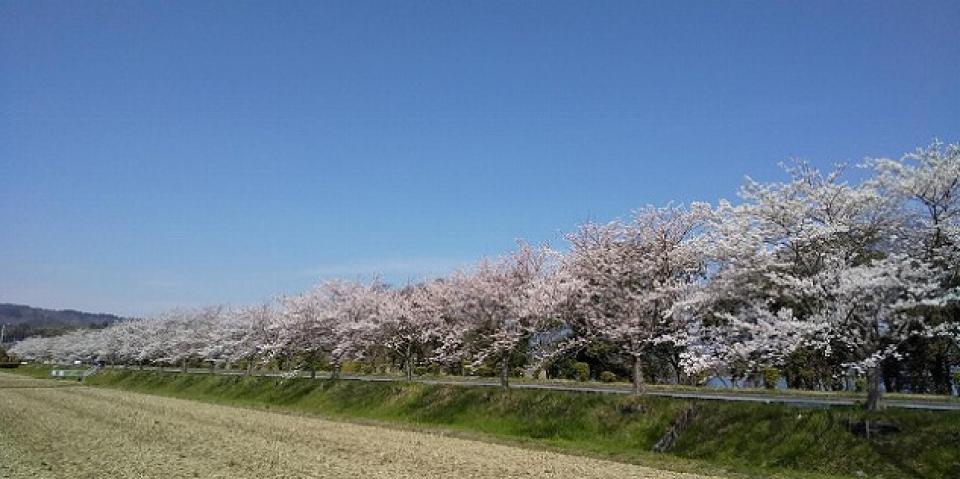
[43,364,959,411]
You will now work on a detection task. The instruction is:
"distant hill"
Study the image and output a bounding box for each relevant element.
[0,303,126,344]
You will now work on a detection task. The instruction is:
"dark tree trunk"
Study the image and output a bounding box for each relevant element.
[404,343,414,381]
[866,366,885,411]
[310,366,316,380]
[632,355,645,396]
[499,356,510,389]
[181,359,187,373]
[330,361,341,380]
[934,349,951,395]
[246,361,254,377]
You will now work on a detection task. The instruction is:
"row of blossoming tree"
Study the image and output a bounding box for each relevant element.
[12,141,960,409]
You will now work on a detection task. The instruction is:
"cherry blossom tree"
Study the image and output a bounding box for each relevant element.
[681,157,954,408]
[156,307,225,372]
[808,255,946,409]
[445,243,556,388]
[868,141,960,263]
[276,280,386,378]
[678,197,821,385]
[864,140,960,397]
[367,283,448,380]
[110,319,157,369]
[563,204,711,394]
[9,336,49,362]
[213,303,279,374]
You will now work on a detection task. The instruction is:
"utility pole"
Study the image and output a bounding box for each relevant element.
[0,323,5,346]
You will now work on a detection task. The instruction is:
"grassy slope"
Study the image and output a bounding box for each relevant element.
[19,367,960,479]
[677,400,960,479]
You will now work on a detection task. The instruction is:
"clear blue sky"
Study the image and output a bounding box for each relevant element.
[2,1,958,316]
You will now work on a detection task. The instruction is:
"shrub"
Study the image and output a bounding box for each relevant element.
[340,361,362,374]
[572,362,590,382]
[855,377,867,392]
[599,371,618,383]
[413,366,429,376]
[763,368,781,389]
[472,363,495,377]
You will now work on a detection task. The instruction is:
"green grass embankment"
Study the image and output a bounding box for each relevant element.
[16,367,960,479]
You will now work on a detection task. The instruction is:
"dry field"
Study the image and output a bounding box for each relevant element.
[0,372,711,479]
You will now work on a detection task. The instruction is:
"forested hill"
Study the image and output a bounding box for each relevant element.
[0,303,126,343]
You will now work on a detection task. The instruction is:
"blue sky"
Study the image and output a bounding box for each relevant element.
[2,1,958,316]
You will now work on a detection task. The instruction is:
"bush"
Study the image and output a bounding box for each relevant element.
[763,368,781,390]
[572,362,590,382]
[359,362,377,375]
[599,371,618,383]
[472,363,495,377]
[340,361,362,374]
[855,377,867,392]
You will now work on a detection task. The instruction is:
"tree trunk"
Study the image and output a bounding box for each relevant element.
[246,361,253,377]
[330,361,341,380]
[209,361,215,374]
[632,355,645,396]
[181,359,187,373]
[405,356,414,381]
[866,366,884,411]
[934,350,951,396]
[138,362,144,371]
[499,356,510,389]
[674,361,682,385]
[404,343,414,381]
[310,366,316,380]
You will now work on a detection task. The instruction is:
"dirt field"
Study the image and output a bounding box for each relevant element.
[0,372,711,479]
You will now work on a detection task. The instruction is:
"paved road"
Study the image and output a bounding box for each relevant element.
[102,366,960,411]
